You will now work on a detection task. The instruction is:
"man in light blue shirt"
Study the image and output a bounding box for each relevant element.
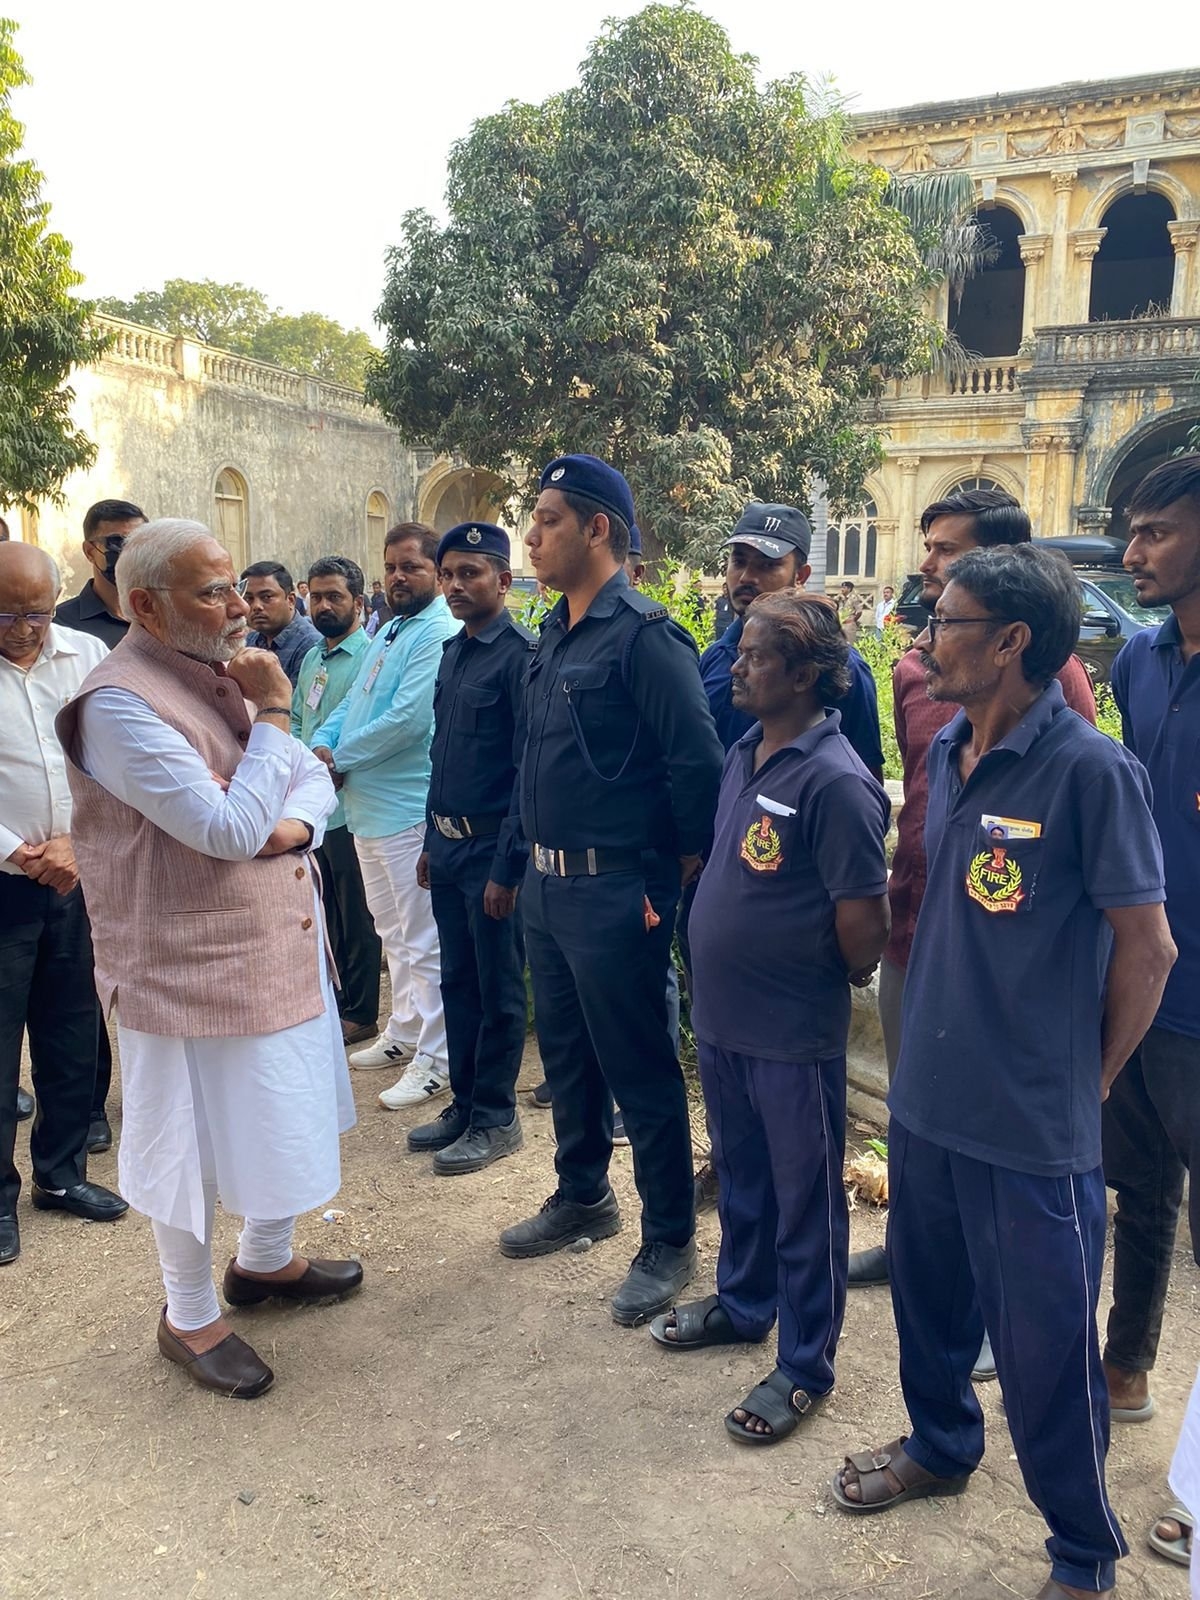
[314,525,460,1107]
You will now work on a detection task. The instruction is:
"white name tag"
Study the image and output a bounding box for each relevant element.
[756,793,797,817]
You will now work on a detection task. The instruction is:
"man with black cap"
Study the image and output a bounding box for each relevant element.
[410,523,535,1175]
[499,454,723,1326]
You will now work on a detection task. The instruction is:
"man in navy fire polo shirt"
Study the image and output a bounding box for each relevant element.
[655,592,889,1448]
[830,545,1175,1600]
[1102,455,1200,1451]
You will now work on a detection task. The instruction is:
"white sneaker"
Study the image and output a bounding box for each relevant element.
[378,1053,451,1110]
[349,1037,417,1071]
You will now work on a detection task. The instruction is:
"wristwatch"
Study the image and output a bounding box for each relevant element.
[292,821,315,852]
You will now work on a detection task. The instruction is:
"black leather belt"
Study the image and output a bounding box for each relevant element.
[431,813,504,841]
[531,844,642,877]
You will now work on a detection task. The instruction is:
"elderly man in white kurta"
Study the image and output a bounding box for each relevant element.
[57,519,360,1401]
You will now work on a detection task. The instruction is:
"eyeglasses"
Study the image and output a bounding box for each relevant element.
[923,616,1000,644]
[0,612,53,629]
[143,579,249,606]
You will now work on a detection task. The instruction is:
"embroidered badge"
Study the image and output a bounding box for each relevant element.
[966,845,1024,913]
[467,527,482,544]
[550,467,565,481]
[740,814,784,872]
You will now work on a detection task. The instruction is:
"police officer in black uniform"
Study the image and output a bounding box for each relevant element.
[411,522,535,1175]
[499,455,724,1326]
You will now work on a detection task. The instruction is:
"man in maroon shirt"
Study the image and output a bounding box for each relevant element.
[849,490,1097,1310]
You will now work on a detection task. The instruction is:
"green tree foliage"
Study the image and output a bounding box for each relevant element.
[0,18,108,509]
[369,4,949,564]
[98,281,376,389]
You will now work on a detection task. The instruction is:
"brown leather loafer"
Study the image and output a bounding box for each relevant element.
[156,1311,274,1399]
[340,1019,378,1045]
[222,1257,364,1307]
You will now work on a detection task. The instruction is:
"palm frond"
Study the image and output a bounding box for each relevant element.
[884,171,996,289]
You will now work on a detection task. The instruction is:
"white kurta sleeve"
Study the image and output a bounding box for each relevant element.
[75,688,310,861]
[282,739,338,846]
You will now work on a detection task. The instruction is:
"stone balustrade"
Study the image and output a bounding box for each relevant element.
[1034,316,1200,367]
[947,362,1020,396]
[95,314,381,418]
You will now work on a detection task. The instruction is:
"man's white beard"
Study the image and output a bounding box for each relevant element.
[163,601,245,663]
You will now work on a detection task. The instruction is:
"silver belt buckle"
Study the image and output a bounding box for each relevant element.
[533,844,555,875]
[435,815,465,841]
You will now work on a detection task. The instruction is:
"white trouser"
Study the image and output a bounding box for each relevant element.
[355,825,447,1067]
[152,1182,297,1331]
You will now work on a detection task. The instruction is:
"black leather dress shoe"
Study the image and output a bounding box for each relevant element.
[610,1238,698,1326]
[31,1181,129,1222]
[15,1088,34,1122]
[848,1244,889,1287]
[86,1117,113,1154]
[157,1311,274,1399]
[222,1256,364,1306]
[408,1102,469,1152]
[499,1188,621,1258]
[434,1116,523,1175]
[0,1213,19,1265]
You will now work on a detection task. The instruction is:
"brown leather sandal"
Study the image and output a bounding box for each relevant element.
[830,1435,971,1515]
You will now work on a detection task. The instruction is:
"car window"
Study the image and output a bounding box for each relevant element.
[1083,572,1170,626]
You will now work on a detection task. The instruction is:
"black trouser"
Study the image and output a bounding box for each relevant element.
[316,823,382,1028]
[0,876,98,1214]
[522,852,693,1246]
[1102,1024,1200,1372]
[428,834,525,1127]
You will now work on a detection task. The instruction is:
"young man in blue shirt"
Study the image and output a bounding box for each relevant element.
[1103,455,1200,1455]
[653,592,889,1446]
[409,523,534,1175]
[830,545,1175,1600]
[313,525,460,1108]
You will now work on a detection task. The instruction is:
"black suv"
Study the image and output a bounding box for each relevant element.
[892,535,1168,683]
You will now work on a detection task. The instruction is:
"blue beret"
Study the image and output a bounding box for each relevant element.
[628,522,643,556]
[539,453,635,532]
[437,522,511,566]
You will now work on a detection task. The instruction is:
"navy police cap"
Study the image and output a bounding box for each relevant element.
[628,521,643,556]
[722,502,812,561]
[437,522,511,566]
[539,453,635,532]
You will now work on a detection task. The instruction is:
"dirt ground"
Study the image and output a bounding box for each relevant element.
[2,1036,1196,1600]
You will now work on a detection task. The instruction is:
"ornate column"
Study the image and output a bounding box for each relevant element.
[1048,170,1078,323]
[1168,220,1200,316]
[1069,229,1108,322]
[874,518,900,590]
[1017,233,1050,341]
[895,456,921,579]
[1023,422,1083,536]
[1075,505,1114,540]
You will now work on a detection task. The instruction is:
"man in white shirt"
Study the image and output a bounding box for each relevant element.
[58,520,360,1400]
[874,585,896,632]
[0,544,128,1266]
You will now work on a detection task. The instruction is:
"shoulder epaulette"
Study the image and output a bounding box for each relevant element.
[617,587,669,621]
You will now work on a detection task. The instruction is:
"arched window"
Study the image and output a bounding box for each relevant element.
[947,476,1002,495]
[948,207,1025,358]
[366,490,390,548]
[827,501,878,578]
[1088,193,1176,321]
[214,468,248,570]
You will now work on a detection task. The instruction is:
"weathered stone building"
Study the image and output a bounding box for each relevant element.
[834,68,1200,594]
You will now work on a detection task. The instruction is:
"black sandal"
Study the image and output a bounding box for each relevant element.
[724,1368,824,1446]
[649,1294,750,1350]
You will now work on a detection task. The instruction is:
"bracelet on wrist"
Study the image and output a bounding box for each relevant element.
[256,706,292,717]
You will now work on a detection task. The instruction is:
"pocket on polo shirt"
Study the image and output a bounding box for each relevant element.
[456,683,500,731]
[964,825,1043,916]
[738,809,792,876]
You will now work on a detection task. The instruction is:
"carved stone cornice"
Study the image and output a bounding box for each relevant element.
[1021,420,1084,453]
[1018,232,1050,265]
[1071,228,1108,261]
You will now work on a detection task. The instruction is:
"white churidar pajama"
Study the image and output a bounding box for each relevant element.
[76,691,355,1328]
[355,824,448,1066]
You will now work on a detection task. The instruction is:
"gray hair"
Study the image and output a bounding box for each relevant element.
[0,542,59,592]
[115,519,218,613]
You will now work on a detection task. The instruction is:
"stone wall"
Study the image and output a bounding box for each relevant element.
[20,318,420,596]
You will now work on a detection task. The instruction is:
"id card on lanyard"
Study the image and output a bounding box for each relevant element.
[363,618,402,694]
[306,665,329,711]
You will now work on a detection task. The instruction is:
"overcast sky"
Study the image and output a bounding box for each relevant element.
[12,0,1194,336]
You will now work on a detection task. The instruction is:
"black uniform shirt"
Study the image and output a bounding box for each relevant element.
[426,608,536,887]
[520,570,723,856]
[54,581,128,650]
